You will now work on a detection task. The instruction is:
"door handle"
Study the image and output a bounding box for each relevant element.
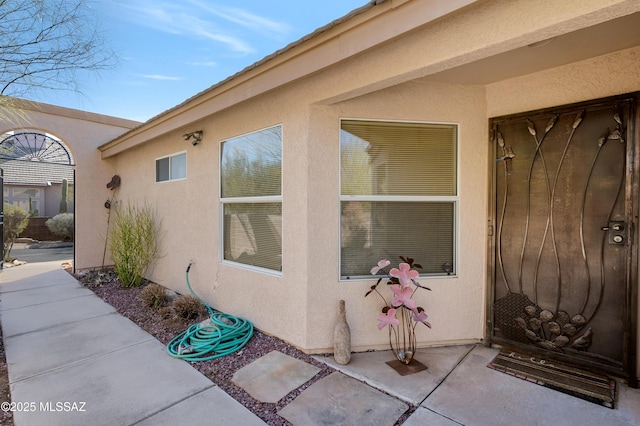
[602,221,626,245]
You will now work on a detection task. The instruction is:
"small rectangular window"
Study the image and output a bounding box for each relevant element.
[156,152,186,182]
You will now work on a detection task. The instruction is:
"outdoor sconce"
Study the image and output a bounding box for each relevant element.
[183,130,203,146]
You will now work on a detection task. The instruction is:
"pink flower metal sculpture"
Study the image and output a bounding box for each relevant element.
[412,307,432,328]
[389,262,419,287]
[391,284,417,311]
[365,256,431,365]
[377,308,400,330]
[370,259,391,275]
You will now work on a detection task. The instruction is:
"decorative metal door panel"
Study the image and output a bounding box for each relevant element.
[489,95,637,379]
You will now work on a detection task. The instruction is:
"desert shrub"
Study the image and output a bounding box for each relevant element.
[46,213,74,240]
[172,295,207,320]
[159,306,174,319]
[3,203,29,261]
[108,202,160,288]
[139,283,169,308]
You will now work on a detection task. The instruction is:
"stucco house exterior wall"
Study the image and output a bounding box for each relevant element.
[93,0,640,381]
[0,100,140,259]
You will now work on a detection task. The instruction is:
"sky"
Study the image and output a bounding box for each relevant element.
[30,0,368,123]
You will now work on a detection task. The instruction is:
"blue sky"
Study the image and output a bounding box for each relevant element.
[31,0,367,122]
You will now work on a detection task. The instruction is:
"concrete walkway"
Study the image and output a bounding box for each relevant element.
[2,260,640,425]
[0,261,265,426]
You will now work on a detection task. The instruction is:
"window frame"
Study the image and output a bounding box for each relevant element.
[338,118,460,281]
[155,151,187,183]
[219,124,284,276]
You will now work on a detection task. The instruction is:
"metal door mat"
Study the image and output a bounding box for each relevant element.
[487,349,616,408]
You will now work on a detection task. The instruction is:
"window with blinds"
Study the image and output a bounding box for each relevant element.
[340,120,457,279]
[220,125,282,272]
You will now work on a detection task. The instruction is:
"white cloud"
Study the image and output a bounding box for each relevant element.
[189,21,253,54]
[139,74,183,81]
[187,0,292,36]
[186,61,218,67]
[113,0,276,55]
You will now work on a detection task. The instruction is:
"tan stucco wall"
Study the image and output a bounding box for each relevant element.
[487,45,640,117]
[109,92,313,346]
[0,101,139,270]
[304,80,488,352]
[105,73,488,351]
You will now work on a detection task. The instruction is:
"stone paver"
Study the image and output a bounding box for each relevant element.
[278,371,408,425]
[231,350,320,403]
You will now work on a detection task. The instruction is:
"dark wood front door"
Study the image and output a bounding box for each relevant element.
[489,94,637,382]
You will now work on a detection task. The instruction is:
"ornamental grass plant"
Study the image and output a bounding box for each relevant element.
[108,202,160,287]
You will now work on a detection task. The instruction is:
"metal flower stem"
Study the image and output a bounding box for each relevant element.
[391,306,416,363]
[495,131,513,294]
[544,113,580,313]
[521,117,558,301]
[406,306,416,354]
[369,276,404,359]
[388,320,400,359]
[579,125,625,319]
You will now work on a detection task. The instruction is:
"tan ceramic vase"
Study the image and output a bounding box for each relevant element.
[333,300,351,365]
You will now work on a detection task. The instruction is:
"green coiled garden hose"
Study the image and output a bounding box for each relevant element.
[166,263,253,361]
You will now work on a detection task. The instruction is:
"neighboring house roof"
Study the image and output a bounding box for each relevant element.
[1,160,74,186]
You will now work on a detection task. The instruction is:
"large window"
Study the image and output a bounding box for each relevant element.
[156,152,186,182]
[340,119,458,279]
[220,125,282,272]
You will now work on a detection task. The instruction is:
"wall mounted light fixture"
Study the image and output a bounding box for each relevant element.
[182,130,203,146]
